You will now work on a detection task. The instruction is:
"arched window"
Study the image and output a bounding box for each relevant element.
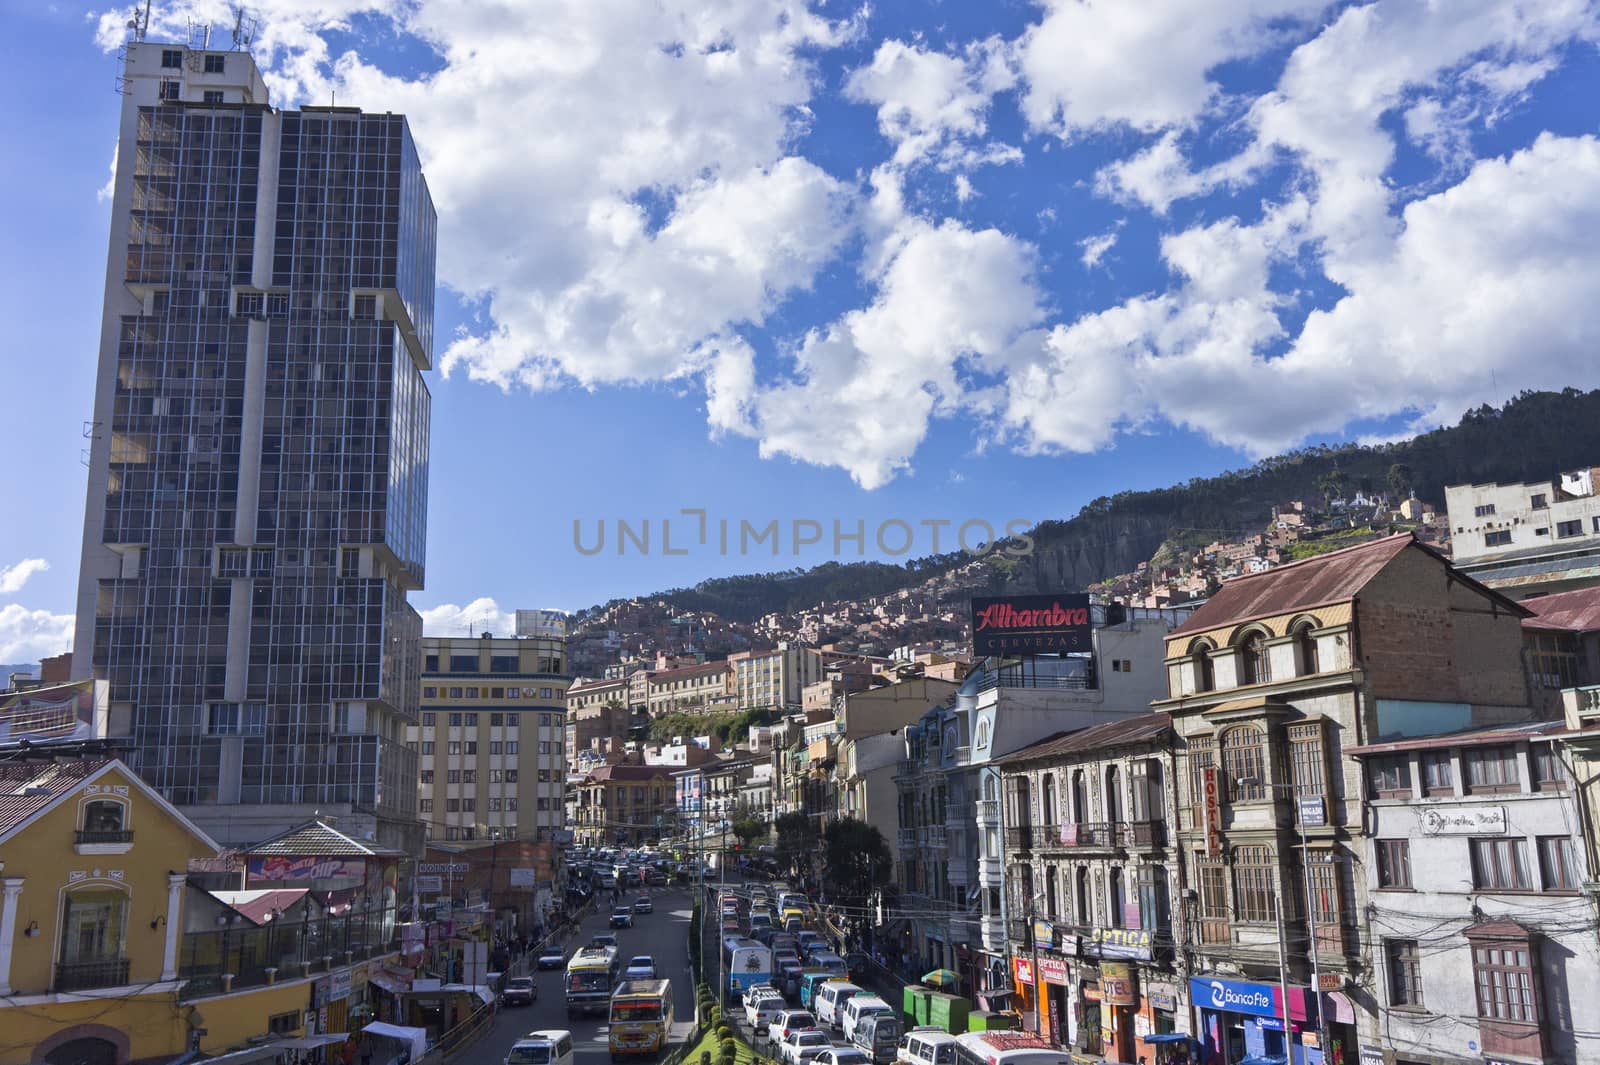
[1042,774,1058,826]
[1071,769,1089,824]
[1238,630,1271,685]
[1075,866,1091,925]
[1222,726,1267,801]
[1105,765,1123,823]
[57,886,129,990]
[80,800,127,842]
[1191,640,1216,692]
[1293,622,1320,676]
[1044,865,1059,920]
[1132,758,1164,821]
[983,775,998,802]
[1109,867,1127,928]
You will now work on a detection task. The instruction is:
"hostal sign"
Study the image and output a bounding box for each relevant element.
[971,594,1093,656]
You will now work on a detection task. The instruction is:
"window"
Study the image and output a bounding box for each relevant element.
[465,713,479,727]
[490,770,503,784]
[421,742,434,755]
[448,687,462,699]
[1594,515,1600,533]
[423,687,437,699]
[446,798,459,813]
[1471,837,1532,890]
[1135,864,1169,930]
[1386,939,1424,1007]
[538,741,551,755]
[490,713,503,727]
[1195,857,1228,944]
[489,798,502,812]
[61,888,127,970]
[464,741,478,755]
[1471,936,1537,1022]
[1484,529,1512,547]
[1130,759,1164,821]
[450,655,477,672]
[1376,840,1412,889]
[1368,754,1412,799]
[159,80,181,101]
[447,741,461,756]
[1190,641,1215,692]
[1188,736,1215,812]
[161,49,183,68]
[266,292,289,317]
[1221,727,1266,801]
[462,797,476,813]
[1232,845,1277,923]
[82,800,126,836]
[1465,746,1519,794]
[1557,519,1583,538]
[1292,624,1319,675]
[491,655,518,673]
[1532,746,1569,791]
[203,90,225,103]
[506,714,520,728]
[506,798,519,812]
[1105,765,1123,823]
[203,54,225,73]
[506,741,519,755]
[541,687,555,699]
[1538,835,1580,891]
[268,1011,299,1036]
[505,770,519,783]
[425,655,440,672]
[1421,752,1453,796]
[1528,632,1579,689]
[422,712,435,727]
[1475,503,1497,517]
[1108,867,1126,928]
[1287,722,1326,799]
[465,688,480,699]
[419,799,433,813]
[463,770,477,784]
[1535,527,1549,536]
[449,713,463,728]
[447,770,461,784]
[420,771,433,785]
[1531,493,1548,509]
[490,741,503,755]
[1237,632,1271,685]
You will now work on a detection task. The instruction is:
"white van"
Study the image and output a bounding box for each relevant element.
[506,1029,575,1065]
[841,994,893,1043]
[951,1033,1070,1065]
[815,981,864,1030]
[898,1031,958,1065]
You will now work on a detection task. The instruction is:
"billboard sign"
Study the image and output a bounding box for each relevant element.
[1088,927,1153,961]
[509,868,538,888]
[516,609,570,639]
[247,856,366,882]
[970,594,1093,656]
[0,679,101,745]
[415,875,444,894]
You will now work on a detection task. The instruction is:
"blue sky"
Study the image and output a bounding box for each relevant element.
[2,1,1599,654]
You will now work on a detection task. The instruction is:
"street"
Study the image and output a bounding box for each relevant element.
[474,888,699,1065]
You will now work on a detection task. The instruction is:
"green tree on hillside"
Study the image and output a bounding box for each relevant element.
[1388,462,1414,501]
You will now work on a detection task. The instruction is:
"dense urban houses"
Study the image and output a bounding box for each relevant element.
[729,643,825,711]
[888,607,1187,1002]
[1446,467,1600,598]
[1155,533,1539,1065]
[570,762,674,847]
[645,660,734,716]
[1350,722,1598,1065]
[564,677,630,774]
[412,634,571,843]
[72,41,436,850]
[997,713,1184,1059]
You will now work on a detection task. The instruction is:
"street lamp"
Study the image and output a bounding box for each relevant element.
[1236,776,1327,1063]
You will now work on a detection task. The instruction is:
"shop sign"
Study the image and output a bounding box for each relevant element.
[1088,927,1153,961]
[352,964,369,995]
[1040,957,1070,985]
[1420,806,1506,836]
[1033,919,1055,946]
[1014,957,1034,985]
[1317,973,1342,992]
[971,594,1093,656]
[415,875,444,893]
[1202,767,1223,857]
[1357,1049,1383,1065]
[418,862,470,874]
[1297,796,1326,828]
[329,967,352,1002]
[1148,991,1177,1012]
[1101,962,1138,1006]
[1190,977,1316,1021]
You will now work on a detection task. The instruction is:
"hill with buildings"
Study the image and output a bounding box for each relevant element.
[568,388,1600,672]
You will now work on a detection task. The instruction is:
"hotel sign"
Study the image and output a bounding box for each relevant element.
[971,594,1093,656]
[1202,766,1223,857]
[1420,806,1506,836]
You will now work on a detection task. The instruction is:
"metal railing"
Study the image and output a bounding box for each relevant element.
[75,829,134,844]
[975,799,999,822]
[897,828,918,847]
[1051,822,1114,848]
[1119,820,1166,849]
[56,958,130,991]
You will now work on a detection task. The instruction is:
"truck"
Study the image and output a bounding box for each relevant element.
[565,945,619,1017]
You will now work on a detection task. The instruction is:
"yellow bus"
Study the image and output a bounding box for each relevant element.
[609,978,675,1060]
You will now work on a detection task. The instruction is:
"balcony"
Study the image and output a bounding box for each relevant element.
[975,799,999,825]
[75,828,135,855]
[56,958,131,992]
[952,745,971,766]
[922,826,948,849]
[1118,820,1166,849]
[896,759,919,779]
[1563,685,1600,720]
[898,828,918,848]
[1005,824,1060,852]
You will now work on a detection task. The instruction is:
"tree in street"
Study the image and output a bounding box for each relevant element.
[821,817,892,910]
[774,812,818,878]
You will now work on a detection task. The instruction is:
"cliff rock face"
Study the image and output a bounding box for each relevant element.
[1009,513,1175,594]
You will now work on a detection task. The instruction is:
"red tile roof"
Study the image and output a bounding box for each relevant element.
[0,758,109,837]
[1170,534,1416,637]
[212,888,309,927]
[583,763,673,783]
[1521,586,1600,633]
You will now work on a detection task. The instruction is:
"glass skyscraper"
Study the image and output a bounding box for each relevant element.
[74,41,436,851]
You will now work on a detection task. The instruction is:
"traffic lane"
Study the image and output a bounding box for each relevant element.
[476,888,697,1065]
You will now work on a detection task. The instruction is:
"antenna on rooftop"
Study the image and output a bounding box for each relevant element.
[231,6,260,51]
[127,0,151,41]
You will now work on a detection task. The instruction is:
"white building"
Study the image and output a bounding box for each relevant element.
[1446,469,1600,596]
[1351,723,1599,1065]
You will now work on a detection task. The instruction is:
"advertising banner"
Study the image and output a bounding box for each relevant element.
[971,594,1093,656]
[1202,767,1223,857]
[1088,927,1153,961]
[0,679,99,744]
[247,856,366,882]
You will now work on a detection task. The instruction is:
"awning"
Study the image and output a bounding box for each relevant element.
[277,1034,348,1050]
[194,1042,288,1065]
[440,983,496,1005]
[1141,1034,1196,1045]
[1237,1056,1287,1065]
[370,973,409,995]
[359,1023,428,1058]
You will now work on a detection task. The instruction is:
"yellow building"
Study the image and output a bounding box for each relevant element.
[0,755,359,1065]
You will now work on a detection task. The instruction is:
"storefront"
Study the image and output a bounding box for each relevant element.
[1013,954,1073,1046]
[1189,976,1318,1065]
[1073,928,1185,1062]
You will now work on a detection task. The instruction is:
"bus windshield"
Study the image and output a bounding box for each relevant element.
[612,1001,664,1022]
[569,971,611,993]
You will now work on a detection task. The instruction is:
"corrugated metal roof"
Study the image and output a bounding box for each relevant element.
[997,712,1172,765]
[0,758,109,837]
[211,887,309,926]
[1170,534,1415,639]
[1345,719,1563,756]
[247,820,382,857]
[1521,586,1600,633]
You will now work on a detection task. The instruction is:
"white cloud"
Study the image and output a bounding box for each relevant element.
[844,37,1018,171]
[97,146,117,203]
[0,605,74,664]
[1078,231,1118,269]
[1017,0,1326,135]
[419,598,517,637]
[0,559,49,596]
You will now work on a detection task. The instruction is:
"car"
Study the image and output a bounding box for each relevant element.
[767,1010,818,1048]
[624,954,657,980]
[502,975,538,1006]
[634,896,654,914]
[590,933,620,950]
[610,908,635,928]
[537,946,566,970]
[780,1029,833,1065]
[745,987,787,1029]
[815,1051,870,1065]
